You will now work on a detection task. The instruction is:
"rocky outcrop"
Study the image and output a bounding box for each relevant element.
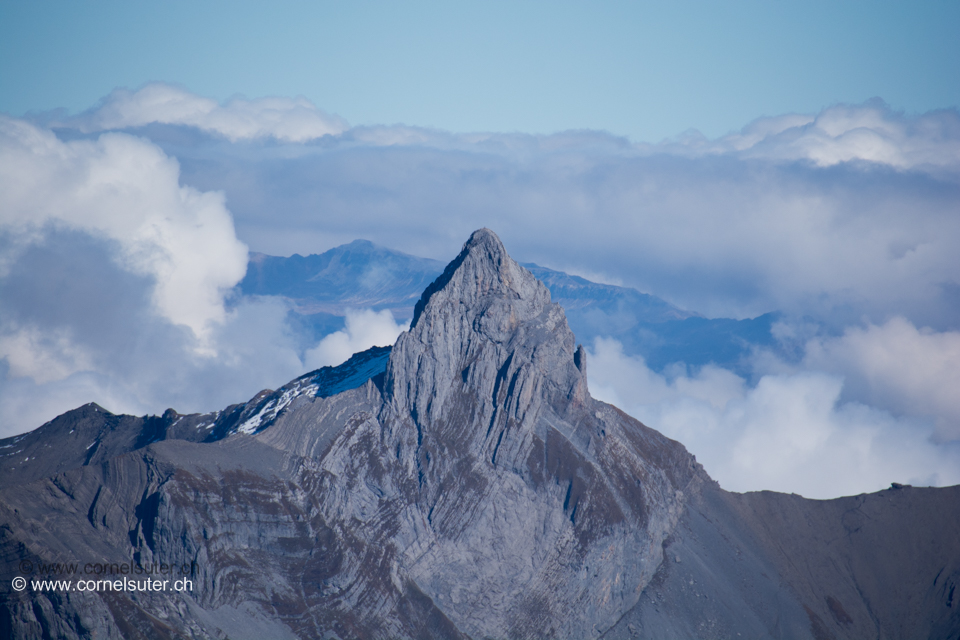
[299,229,703,638]
[2,229,958,639]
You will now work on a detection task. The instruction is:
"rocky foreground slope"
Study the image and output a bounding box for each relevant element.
[2,229,959,639]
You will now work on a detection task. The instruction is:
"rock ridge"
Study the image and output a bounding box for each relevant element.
[5,229,953,639]
[311,228,702,638]
[1,229,705,639]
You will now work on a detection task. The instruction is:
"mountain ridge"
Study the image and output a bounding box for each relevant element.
[1,229,958,639]
[239,238,780,373]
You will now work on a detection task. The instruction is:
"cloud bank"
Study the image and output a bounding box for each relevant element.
[0,117,296,434]
[4,85,959,498]
[304,309,408,369]
[137,93,959,330]
[0,115,248,338]
[58,83,348,142]
[588,337,960,499]
[668,101,960,169]
[803,317,960,441]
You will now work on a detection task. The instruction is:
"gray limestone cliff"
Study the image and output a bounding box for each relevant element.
[1,229,958,639]
[304,229,702,638]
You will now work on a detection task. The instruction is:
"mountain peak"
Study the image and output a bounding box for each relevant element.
[4,228,959,640]
[387,228,582,429]
[462,226,506,258]
[364,229,701,638]
[410,227,541,329]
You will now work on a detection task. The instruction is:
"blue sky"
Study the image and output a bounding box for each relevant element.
[2,1,960,497]
[2,0,958,141]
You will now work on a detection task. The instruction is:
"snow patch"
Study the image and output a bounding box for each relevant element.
[231,346,390,437]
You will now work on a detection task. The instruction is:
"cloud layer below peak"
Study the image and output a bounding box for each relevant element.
[588,335,960,499]
[0,115,248,338]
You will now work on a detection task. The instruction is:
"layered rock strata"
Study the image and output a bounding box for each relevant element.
[1,229,957,639]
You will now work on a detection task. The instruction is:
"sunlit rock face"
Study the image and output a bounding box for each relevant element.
[0,229,702,639]
[318,228,703,638]
[2,230,959,640]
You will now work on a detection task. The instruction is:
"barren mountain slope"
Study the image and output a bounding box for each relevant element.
[1,229,958,639]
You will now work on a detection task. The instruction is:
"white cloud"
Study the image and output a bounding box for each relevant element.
[671,102,960,169]
[61,83,348,142]
[803,317,960,441]
[304,309,407,369]
[0,111,408,439]
[587,337,960,498]
[0,114,320,437]
[35,88,960,330]
[0,369,150,438]
[4,89,960,503]
[0,294,312,438]
[170,99,960,328]
[62,87,960,170]
[0,325,94,384]
[0,115,248,340]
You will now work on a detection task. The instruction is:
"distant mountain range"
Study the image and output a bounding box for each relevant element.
[2,229,957,639]
[240,239,780,373]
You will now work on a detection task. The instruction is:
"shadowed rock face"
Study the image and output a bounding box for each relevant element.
[2,229,959,640]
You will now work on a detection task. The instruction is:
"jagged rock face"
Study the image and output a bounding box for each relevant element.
[0,229,702,639]
[307,229,702,639]
[6,229,957,639]
[385,227,583,429]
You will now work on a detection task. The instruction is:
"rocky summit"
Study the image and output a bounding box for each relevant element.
[2,229,959,639]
